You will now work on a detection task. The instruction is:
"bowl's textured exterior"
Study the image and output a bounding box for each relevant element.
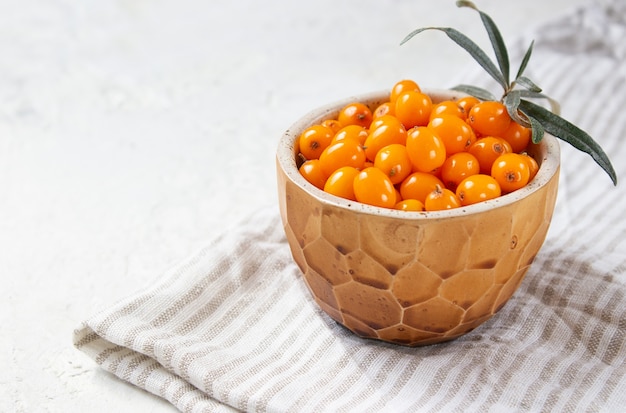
[276,89,560,346]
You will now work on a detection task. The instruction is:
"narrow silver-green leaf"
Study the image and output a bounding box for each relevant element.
[401,26,507,90]
[516,40,535,79]
[515,76,542,93]
[451,84,497,101]
[518,99,617,185]
[504,91,530,127]
[518,90,561,116]
[527,113,545,144]
[456,0,510,84]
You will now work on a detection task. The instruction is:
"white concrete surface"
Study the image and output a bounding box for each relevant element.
[1,0,588,411]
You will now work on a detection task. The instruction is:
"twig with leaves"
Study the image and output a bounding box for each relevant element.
[400,0,617,185]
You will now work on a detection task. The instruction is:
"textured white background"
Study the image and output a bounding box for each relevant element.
[1,0,588,411]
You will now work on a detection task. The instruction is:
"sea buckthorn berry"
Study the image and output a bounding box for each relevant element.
[373,101,394,118]
[424,186,461,211]
[405,126,447,173]
[324,166,360,201]
[498,137,513,154]
[390,79,421,103]
[321,119,342,135]
[491,153,531,193]
[369,114,403,132]
[364,115,407,161]
[399,172,445,203]
[429,166,442,179]
[332,125,368,146]
[469,136,510,175]
[319,139,366,176]
[299,159,327,190]
[467,100,511,137]
[394,199,425,212]
[298,124,334,160]
[394,91,432,129]
[374,143,412,185]
[353,167,397,208]
[456,95,480,113]
[429,114,477,154]
[441,152,480,191]
[456,174,501,206]
[430,100,466,121]
[522,152,539,181]
[394,186,402,202]
[500,121,531,153]
[337,102,373,128]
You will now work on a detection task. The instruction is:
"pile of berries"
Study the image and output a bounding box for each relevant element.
[297,80,539,212]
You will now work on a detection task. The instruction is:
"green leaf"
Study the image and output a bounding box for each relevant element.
[526,112,545,144]
[510,101,543,142]
[518,90,561,116]
[503,90,530,126]
[451,84,497,101]
[516,40,535,79]
[401,26,508,90]
[518,99,617,185]
[515,76,542,93]
[456,0,510,85]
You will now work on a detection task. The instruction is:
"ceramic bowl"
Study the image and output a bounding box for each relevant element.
[276,89,560,346]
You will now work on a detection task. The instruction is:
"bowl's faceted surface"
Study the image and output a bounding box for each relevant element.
[276,89,560,346]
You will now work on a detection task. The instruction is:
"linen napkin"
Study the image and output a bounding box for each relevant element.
[74,1,626,412]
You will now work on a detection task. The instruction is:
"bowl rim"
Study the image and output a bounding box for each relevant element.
[277,88,561,220]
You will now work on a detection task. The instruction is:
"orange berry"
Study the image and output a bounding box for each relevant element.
[332,125,368,146]
[399,172,445,204]
[429,114,477,154]
[373,101,394,118]
[491,153,531,193]
[369,114,398,131]
[319,139,366,176]
[456,174,501,206]
[324,166,360,201]
[337,102,373,128]
[405,126,447,173]
[394,91,432,129]
[364,115,407,161]
[394,199,425,212]
[521,153,539,181]
[469,136,510,175]
[390,79,421,103]
[374,143,412,185]
[394,186,402,203]
[424,186,461,211]
[467,100,511,137]
[299,159,327,190]
[353,167,397,208]
[498,137,513,154]
[500,121,531,153]
[456,95,480,115]
[430,100,465,121]
[440,152,480,191]
[321,118,342,135]
[298,124,334,160]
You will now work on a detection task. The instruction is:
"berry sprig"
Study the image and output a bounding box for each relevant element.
[400,0,617,185]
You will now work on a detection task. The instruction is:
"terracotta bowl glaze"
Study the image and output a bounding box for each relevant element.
[276,89,560,346]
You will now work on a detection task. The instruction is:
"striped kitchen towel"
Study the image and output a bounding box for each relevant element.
[74,1,626,412]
